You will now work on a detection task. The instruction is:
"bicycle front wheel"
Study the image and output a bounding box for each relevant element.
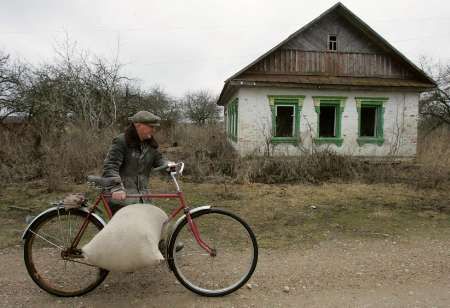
[167,208,258,297]
[23,208,108,297]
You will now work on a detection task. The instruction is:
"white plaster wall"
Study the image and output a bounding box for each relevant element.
[224,95,239,151]
[232,87,419,157]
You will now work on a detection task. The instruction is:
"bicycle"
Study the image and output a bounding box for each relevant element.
[22,162,258,297]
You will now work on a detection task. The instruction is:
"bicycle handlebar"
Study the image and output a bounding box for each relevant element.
[178,162,185,175]
[152,161,184,176]
[87,162,185,192]
[152,163,169,173]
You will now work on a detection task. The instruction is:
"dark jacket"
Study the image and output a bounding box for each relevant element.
[102,125,166,195]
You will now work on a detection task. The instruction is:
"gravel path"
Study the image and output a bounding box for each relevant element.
[1,236,450,307]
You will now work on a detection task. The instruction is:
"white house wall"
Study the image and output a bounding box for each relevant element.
[232,87,419,157]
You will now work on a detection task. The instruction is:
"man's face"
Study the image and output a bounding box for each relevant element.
[135,123,157,140]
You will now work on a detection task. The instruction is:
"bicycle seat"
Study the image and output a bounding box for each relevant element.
[86,176,121,188]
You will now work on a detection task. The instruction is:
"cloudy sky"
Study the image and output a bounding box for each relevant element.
[1,0,449,97]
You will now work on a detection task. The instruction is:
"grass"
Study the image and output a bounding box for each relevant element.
[2,177,449,250]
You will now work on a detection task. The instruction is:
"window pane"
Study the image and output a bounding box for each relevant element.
[360,106,377,137]
[328,35,337,51]
[275,106,294,137]
[319,106,336,137]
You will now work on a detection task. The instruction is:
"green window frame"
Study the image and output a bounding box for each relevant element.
[268,95,305,144]
[227,98,238,141]
[312,96,347,147]
[355,97,388,146]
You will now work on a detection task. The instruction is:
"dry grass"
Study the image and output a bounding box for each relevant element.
[157,123,238,180]
[2,177,450,249]
[1,122,448,191]
[417,125,450,167]
[156,123,450,189]
[0,124,117,191]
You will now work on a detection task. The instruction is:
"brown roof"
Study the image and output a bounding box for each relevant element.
[217,2,436,105]
[234,74,434,88]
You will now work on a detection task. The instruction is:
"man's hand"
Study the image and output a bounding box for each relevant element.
[112,190,127,200]
[166,161,177,173]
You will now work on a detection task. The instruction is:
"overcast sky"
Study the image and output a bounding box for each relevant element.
[1,0,449,98]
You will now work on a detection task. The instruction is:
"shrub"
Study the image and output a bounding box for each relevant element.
[1,121,448,190]
[0,123,117,191]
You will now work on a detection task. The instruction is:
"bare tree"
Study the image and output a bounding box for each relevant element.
[142,86,181,126]
[419,57,450,130]
[182,90,220,125]
[0,52,28,122]
[257,120,275,157]
[20,39,130,131]
[118,85,181,127]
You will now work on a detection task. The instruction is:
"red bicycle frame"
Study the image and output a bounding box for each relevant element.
[70,166,215,256]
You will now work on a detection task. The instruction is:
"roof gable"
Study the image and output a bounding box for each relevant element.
[281,9,383,53]
[218,2,436,105]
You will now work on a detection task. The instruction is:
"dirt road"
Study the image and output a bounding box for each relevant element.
[1,236,449,308]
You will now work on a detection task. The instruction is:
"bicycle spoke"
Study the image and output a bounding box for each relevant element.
[24,209,108,296]
[170,209,258,296]
[57,207,67,247]
[63,258,99,268]
[34,229,65,247]
[29,230,64,250]
[68,211,72,245]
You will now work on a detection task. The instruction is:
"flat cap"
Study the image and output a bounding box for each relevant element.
[128,110,161,126]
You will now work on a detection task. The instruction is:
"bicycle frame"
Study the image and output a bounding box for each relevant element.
[70,170,215,256]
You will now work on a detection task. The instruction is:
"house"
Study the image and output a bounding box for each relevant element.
[217,2,436,158]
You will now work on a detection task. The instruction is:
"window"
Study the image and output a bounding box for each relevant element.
[355,97,388,146]
[328,35,337,51]
[227,98,238,141]
[268,95,305,144]
[313,96,347,146]
[360,106,377,137]
[319,105,337,137]
[275,105,295,137]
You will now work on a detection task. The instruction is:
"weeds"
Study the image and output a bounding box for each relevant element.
[1,122,449,190]
[0,123,116,191]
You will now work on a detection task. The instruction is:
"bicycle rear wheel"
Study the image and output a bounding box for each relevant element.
[167,208,258,297]
[23,208,108,297]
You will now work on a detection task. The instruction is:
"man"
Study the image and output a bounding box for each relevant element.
[102,110,167,214]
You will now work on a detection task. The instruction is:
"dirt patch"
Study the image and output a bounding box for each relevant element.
[2,236,450,307]
[1,180,450,306]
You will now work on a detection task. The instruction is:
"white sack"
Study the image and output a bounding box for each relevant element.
[82,204,168,272]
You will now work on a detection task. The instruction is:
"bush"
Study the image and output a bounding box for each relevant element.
[0,123,117,191]
[160,123,449,188]
[1,121,448,190]
[234,150,356,184]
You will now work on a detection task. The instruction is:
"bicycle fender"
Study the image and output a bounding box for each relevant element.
[172,205,212,232]
[21,206,107,240]
[163,205,212,267]
[165,205,212,249]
